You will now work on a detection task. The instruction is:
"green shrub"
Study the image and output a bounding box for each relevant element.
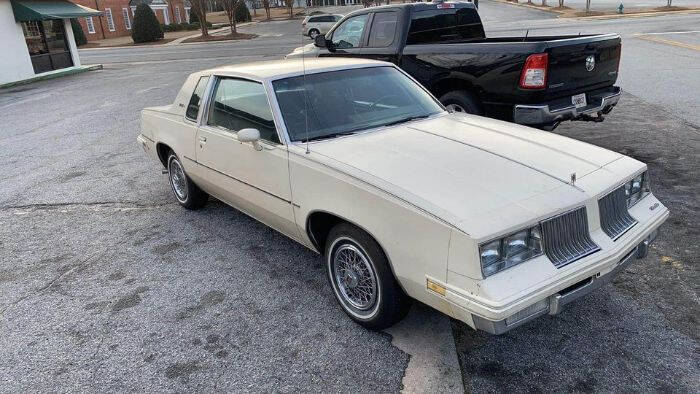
[235,2,251,23]
[132,4,164,43]
[70,18,87,46]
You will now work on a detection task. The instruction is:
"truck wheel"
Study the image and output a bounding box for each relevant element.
[167,151,208,210]
[309,29,320,39]
[325,222,412,330]
[440,90,483,115]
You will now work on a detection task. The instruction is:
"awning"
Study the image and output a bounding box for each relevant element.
[11,0,102,22]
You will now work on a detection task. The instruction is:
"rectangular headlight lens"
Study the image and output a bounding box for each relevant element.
[480,225,544,278]
[626,171,651,207]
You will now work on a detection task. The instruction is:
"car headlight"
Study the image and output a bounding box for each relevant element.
[625,171,651,207]
[479,225,544,277]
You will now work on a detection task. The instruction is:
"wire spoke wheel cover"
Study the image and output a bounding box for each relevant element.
[329,239,380,317]
[169,157,188,202]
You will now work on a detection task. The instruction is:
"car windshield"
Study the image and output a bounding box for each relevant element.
[272,66,444,142]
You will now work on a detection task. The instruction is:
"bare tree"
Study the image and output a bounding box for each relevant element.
[190,0,210,37]
[262,0,271,19]
[667,0,673,6]
[222,0,244,34]
[558,0,565,6]
[585,0,591,13]
[284,0,293,18]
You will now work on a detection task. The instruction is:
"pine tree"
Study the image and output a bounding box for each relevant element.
[131,4,164,43]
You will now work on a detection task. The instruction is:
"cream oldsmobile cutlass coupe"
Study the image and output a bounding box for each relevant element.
[137,58,668,334]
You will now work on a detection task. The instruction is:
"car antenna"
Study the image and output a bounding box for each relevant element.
[301,28,310,155]
[523,29,529,42]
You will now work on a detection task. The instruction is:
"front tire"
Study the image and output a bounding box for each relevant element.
[167,151,208,210]
[308,29,320,39]
[325,223,411,330]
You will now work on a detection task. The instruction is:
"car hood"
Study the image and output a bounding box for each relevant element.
[308,113,623,237]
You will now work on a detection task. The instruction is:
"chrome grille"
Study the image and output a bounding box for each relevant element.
[541,207,600,268]
[598,185,637,240]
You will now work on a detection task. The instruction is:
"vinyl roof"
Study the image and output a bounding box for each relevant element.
[203,58,391,80]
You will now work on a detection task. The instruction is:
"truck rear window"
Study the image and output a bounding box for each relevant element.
[407,8,485,45]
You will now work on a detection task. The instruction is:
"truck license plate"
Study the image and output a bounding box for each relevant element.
[572,93,587,108]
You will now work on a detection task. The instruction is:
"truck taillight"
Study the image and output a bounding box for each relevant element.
[519,53,548,89]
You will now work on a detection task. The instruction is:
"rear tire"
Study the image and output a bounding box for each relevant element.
[440,90,483,115]
[167,151,208,210]
[325,222,412,330]
[309,29,320,39]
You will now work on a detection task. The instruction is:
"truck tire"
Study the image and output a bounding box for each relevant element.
[167,151,208,210]
[440,90,483,115]
[325,222,412,330]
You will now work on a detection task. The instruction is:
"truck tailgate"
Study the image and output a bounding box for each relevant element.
[545,34,621,98]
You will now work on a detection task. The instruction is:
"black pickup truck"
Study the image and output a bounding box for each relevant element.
[287,2,621,130]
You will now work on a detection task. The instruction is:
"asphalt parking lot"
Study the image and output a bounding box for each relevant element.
[2,2,699,392]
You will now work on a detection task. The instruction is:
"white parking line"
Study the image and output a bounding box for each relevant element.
[385,304,464,393]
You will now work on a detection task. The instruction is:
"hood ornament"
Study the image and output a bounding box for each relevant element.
[570,172,577,185]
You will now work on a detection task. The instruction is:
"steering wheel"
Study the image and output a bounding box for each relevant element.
[368,94,402,110]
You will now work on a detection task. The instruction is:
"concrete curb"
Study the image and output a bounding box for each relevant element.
[0,65,103,89]
[385,304,464,393]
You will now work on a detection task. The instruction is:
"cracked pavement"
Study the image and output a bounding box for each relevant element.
[2,2,699,391]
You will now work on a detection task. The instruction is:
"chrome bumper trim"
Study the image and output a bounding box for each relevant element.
[472,233,656,335]
[514,86,621,126]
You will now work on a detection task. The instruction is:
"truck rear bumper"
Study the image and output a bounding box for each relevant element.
[513,86,621,128]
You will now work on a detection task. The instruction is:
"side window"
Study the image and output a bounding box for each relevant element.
[330,14,368,49]
[309,16,320,23]
[186,76,209,121]
[207,78,279,144]
[368,12,398,47]
[334,15,342,22]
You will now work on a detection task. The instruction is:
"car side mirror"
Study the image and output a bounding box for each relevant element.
[238,128,262,151]
[314,34,327,48]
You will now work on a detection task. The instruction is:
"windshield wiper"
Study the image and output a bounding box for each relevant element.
[301,131,356,143]
[382,114,431,128]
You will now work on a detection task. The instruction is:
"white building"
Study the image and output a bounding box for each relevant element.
[0,0,100,85]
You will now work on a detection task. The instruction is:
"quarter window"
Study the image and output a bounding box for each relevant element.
[368,12,398,47]
[207,78,279,144]
[330,14,368,49]
[186,76,209,121]
[85,17,95,34]
[105,8,115,32]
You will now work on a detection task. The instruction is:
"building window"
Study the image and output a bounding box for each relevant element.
[163,8,170,25]
[105,8,115,31]
[175,7,181,24]
[122,8,131,30]
[85,16,95,34]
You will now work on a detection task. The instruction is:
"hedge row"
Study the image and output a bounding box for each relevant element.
[161,22,213,32]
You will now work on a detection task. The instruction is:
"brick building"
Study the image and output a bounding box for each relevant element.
[71,0,190,40]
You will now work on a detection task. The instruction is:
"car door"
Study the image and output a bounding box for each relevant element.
[194,76,300,240]
[320,13,370,58]
[362,11,401,64]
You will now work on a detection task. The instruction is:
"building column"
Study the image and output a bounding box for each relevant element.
[63,18,81,67]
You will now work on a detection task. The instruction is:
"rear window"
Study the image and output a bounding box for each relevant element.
[407,8,485,45]
[368,11,398,47]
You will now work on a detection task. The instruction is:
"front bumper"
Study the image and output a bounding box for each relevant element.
[471,228,659,335]
[513,86,621,128]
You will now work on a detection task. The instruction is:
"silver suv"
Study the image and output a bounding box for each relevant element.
[302,14,343,39]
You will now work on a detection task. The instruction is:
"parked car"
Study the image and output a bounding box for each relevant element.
[302,14,343,39]
[287,2,622,131]
[137,58,667,334]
